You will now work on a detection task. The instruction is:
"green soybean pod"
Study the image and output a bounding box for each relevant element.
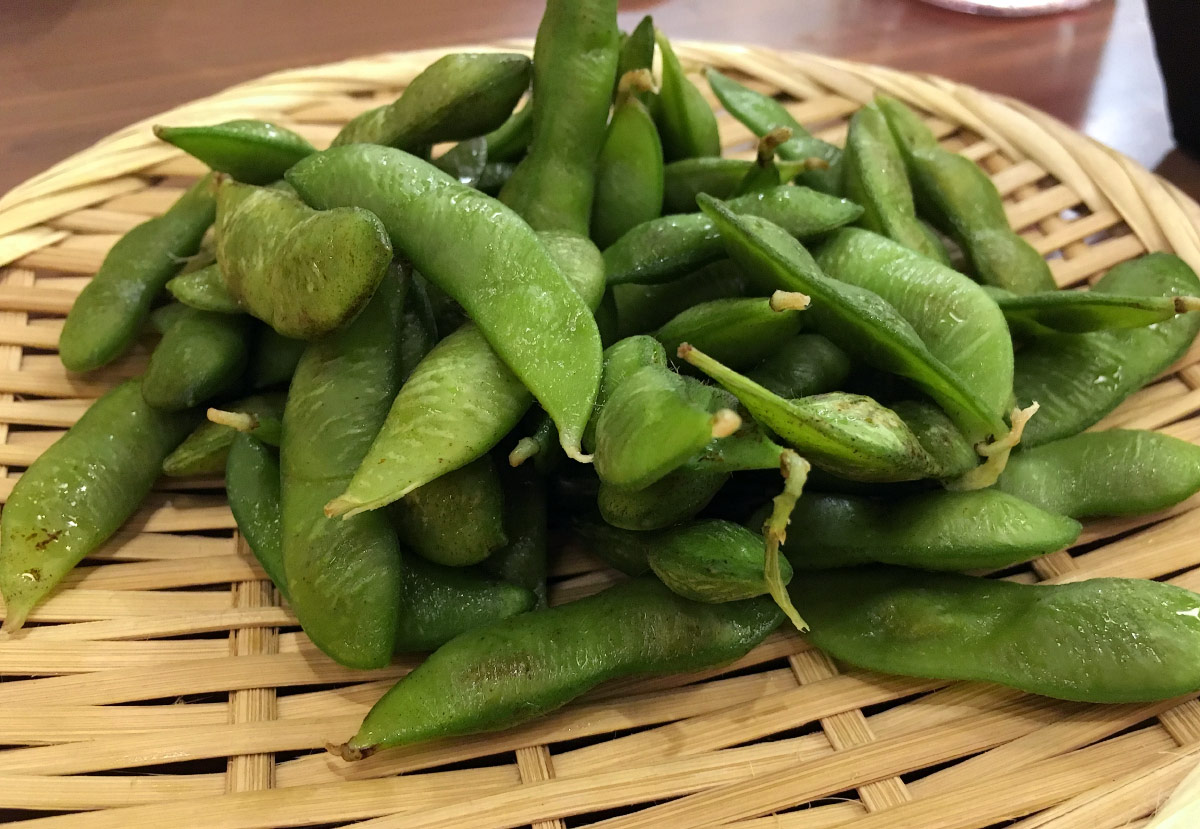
[536,230,607,311]
[816,227,1014,422]
[791,566,1200,703]
[583,334,668,453]
[433,137,489,187]
[784,490,1080,571]
[392,457,509,568]
[891,399,979,480]
[700,196,1007,448]
[337,577,782,755]
[996,429,1200,518]
[331,52,531,149]
[288,145,602,461]
[681,344,936,482]
[705,67,842,194]
[166,263,242,314]
[154,119,315,184]
[281,271,407,669]
[570,517,653,575]
[248,327,305,390]
[0,380,196,631]
[662,157,808,214]
[612,259,750,337]
[591,71,664,249]
[841,105,949,264]
[142,305,252,411]
[478,161,518,195]
[654,296,806,370]
[214,177,394,340]
[648,520,790,603]
[653,30,720,161]
[987,285,1200,337]
[876,94,1055,295]
[1015,253,1200,446]
[605,185,863,286]
[163,391,285,476]
[226,433,288,600]
[616,15,655,88]
[483,100,534,163]
[746,333,851,398]
[59,174,216,372]
[598,466,729,531]
[482,466,549,608]
[499,0,620,234]
[394,556,537,653]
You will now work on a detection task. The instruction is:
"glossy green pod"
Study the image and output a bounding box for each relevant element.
[746,333,851,398]
[615,15,655,91]
[340,577,782,753]
[604,185,863,286]
[142,304,252,411]
[891,399,979,480]
[154,119,315,184]
[331,52,531,149]
[166,263,242,313]
[648,520,790,603]
[986,285,1200,336]
[570,518,653,575]
[214,177,394,340]
[653,31,721,161]
[226,433,287,599]
[433,137,489,187]
[59,174,216,372]
[591,74,664,249]
[598,466,729,531]
[792,566,1200,703]
[663,157,800,213]
[0,380,196,631]
[612,258,750,338]
[163,392,285,476]
[287,144,603,462]
[392,457,508,568]
[996,429,1200,518]
[654,296,806,371]
[280,271,407,669]
[1015,253,1200,446]
[582,334,668,453]
[784,490,1080,571]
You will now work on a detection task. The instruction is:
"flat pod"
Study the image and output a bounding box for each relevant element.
[331,52,531,149]
[344,577,782,752]
[583,334,668,452]
[746,333,852,399]
[996,429,1200,518]
[647,520,790,603]
[784,490,1080,571]
[1014,253,1200,446]
[287,144,602,460]
[280,271,407,668]
[817,227,1014,421]
[0,380,196,631]
[392,456,508,568]
[653,31,721,161]
[792,566,1200,703]
[987,285,1200,336]
[154,119,315,184]
[699,197,1005,445]
[59,174,216,372]
[215,178,394,340]
[167,263,242,314]
[604,185,863,286]
[163,391,285,477]
[591,87,664,249]
[225,433,287,599]
[142,304,252,411]
[654,296,806,371]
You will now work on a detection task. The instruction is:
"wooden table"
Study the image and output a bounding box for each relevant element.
[1,0,1194,196]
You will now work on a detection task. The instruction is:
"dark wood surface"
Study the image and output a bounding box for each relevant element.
[2,0,1195,198]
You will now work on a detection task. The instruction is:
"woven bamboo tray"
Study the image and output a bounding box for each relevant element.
[3,41,1200,829]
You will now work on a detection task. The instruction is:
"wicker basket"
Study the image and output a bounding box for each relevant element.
[2,41,1200,829]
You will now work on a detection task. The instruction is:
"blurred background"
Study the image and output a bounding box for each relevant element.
[1,0,1194,196]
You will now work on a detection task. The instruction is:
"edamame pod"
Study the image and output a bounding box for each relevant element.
[653,31,720,161]
[570,518,652,575]
[154,119,315,184]
[816,227,1014,421]
[996,429,1200,518]
[582,334,668,453]
[226,433,287,599]
[654,296,806,370]
[598,466,729,531]
[591,70,664,249]
[705,68,842,194]
[986,285,1200,337]
[746,333,851,398]
[604,185,863,286]
[59,174,216,372]
[288,144,603,461]
[337,577,782,754]
[612,258,750,338]
[248,327,305,390]
[482,466,549,608]
[500,0,620,234]
[792,566,1200,703]
[1015,253,1200,446]
[281,270,407,668]
[142,304,252,411]
[735,128,794,196]
[615,15,655,92]
[331,52,531,149]
[392,457,508,568]
[163,391,285,476]
[841,105,949,263]
[215,177,394,340]
[784,490,1080,570]
[167,263,241,314]
[433,137,489,187]
[876,94,1055,294]
[648,520,790,603]
[0,380,197,631]
[891,399,979,480]
[663,156,805,213]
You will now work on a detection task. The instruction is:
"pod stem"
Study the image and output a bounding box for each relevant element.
[769,290,812,312]
[948,402,1040,491]
[756,126,793,166]
[617,68,657,100]
[508,437,541,468]
[804,157,831,171]
[207,408,259,433]
[762,450,811,632]
[326,741,373,762]
[1175,296,1200,314]
[710,408,743,438]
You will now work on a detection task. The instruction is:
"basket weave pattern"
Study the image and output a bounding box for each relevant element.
[2,43,1200,828]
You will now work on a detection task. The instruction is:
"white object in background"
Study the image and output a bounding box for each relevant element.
[1146,753,1200,828]
[918,0,1102,16]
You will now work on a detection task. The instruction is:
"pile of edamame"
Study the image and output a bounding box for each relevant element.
[6,0,1200,760]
